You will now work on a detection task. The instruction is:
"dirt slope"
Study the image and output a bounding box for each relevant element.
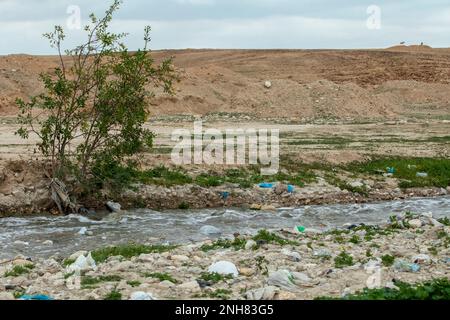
[1,49,450,120]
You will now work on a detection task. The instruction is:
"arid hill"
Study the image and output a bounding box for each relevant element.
[1,48,450,120]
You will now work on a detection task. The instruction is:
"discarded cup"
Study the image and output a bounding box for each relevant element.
[287,185,295,193]
[416,172,428,178]
[386,167,396,174]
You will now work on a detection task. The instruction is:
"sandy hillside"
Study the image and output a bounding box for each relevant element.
[1,48,450,120]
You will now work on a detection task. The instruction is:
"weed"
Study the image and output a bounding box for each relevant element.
[334,252,354,268]
[91,244,177,263]
[143,272,178,284]
[381,255,395,267]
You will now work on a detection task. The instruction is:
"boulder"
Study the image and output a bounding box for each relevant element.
[106,201,121,213]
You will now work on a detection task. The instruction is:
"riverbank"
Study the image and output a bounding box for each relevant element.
[0,212,448,300]
[1,158,449,217]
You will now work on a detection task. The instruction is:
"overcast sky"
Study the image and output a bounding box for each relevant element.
[0,0,449,54]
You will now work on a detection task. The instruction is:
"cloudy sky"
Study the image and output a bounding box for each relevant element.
[0,0,449,54]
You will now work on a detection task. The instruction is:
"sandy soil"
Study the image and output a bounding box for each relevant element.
[1,48,450,120]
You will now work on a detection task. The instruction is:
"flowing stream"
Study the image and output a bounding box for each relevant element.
[1,196,449,260]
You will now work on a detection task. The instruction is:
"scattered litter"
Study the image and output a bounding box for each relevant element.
[386,167,396,174]
[220,191,229,200]
[130,291,155,300]
[19,294,53,300]
[394,260,420,273]
[259,183,274,189]
[295,226,306,233]
[412,254,431,265]
[416,172,428,178]
[208,261,239,277]
[287,185,295,193]
[78,227,88,235]
[66,252,97,275]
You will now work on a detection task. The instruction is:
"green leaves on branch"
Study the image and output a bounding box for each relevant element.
[16,0,177,190]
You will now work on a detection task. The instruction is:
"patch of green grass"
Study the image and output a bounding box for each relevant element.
[381,254,395,267]
[127,280,141,287]
[198,272,233,284]
[138,166,193,186]
[438,217,450,226]
[208,289,232,300]
[428,246,438,256]
[62,258,76,267]
[348,157,450,189]
[81,275,122,288]
[91,244,177,263]
[4,264,34,277]
[349,235,360,244]
[195,174,224,187]
[255,256,269,276]
[317,278,450,300]
[143,272,178,284]
[334,251,354,268]
[178,202,190,210]
[252,230,299,246]
[200,237,246,252]
[64,271,75,279]
[104,289,122,300]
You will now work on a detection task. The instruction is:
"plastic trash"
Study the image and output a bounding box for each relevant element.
[19,294,53,300]
[220,191,229,200]
[66,252,97,275]
[393,260,420,273]
[287,185,295,193]
[259,183,274,189]
[130,291,155,300]
[295,226,306,233]
[416,172,428,178]
[78,227,88,235]
[386,167,396,174]
[208,261,239,277]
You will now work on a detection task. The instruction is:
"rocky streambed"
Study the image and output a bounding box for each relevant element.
[0,210,449,300]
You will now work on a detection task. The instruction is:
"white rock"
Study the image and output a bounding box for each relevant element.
[78,227,88,235]
[42,240,53,245]
[281,248,301,262]
[200,225,222,235]
[208,261,239,277]
[0,292,15,300]
[245,240,257,250]
[264,81,272,89]
[170,255,190,262]
[178,281,201,293]
[408,219,422,229]
[106,201,121,213]
[130,291,155,300]
[245,286,279,300]
[13,240,29,246]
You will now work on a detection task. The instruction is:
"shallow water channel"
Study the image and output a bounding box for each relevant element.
[1,196,449,260]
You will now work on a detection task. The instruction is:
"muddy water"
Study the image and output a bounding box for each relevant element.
[1,196,449,260]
